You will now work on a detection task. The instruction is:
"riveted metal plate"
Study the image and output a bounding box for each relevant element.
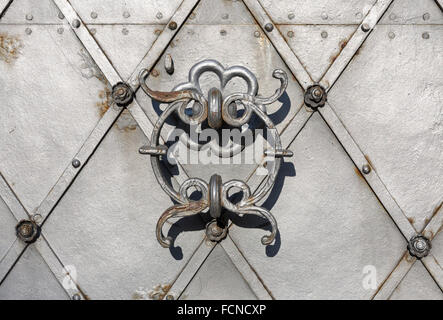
[328,23,443,231]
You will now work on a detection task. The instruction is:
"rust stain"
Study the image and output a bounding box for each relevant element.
[329,38,348,64]
[407,217,415,224]
[133,283,173,300]
[354,166,364,180]
[0,33,23,63]
[96,86,112,117]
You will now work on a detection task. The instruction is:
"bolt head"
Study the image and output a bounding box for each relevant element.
[205,221,227,242]
[112,82,134,107]
[408,235,431,259]
[16,220,41,244]
[304,84,327,110]
[264,23,274,32]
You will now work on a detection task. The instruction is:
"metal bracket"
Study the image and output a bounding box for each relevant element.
[138,59,292,248]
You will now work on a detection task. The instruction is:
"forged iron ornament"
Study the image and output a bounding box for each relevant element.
[138,59,292,248]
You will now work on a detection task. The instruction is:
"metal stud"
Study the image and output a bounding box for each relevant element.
[156,12,163,20]
[72,159,81,168]
[254,31,260,38]
[25,28,32,35]
[122,28,129,35]
[72,19,81,28]
[72,293,82,300]
[90,12,98,19]
[422,32,430,39]
[321,31,328,39]
[123,11,130,19]
[362,164,371,174]
[288,13,295,20]
[388,31,395,39]
[58,12,65,20]
[168,21,177,30]
[361,23,370,32]
[222,13,229,20]
[422,13,430,21]
[287,31,294,38]
[321,12,328,20]
[264,23,274,32]
[25,14,33,21]
[220,29,227,36]
[57,27,64,34]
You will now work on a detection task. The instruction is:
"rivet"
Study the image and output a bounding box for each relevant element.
[220,29,227,36]
[154,29,161,36]
[288,13,295,20]
[168,21,177,30]
[90,28,97,35]
[422,32,430,39]
[389,13,397,20]
[57,27,64,34]
[321,31,328,38]
[355,12,363,20]
[90,12,98,19]
[123,11,130,19]
[25,14,33,21]
[156,12,163,20]
[58,12,64,20]
[222,13,229,20]
[254,31,260,38]
[361,23,370,32]
[31,214,43,224]
[422,13,430,21]
[362,164,371,174]
[72,19,81,28]
[165,294,174,300]
[72,159,81,168]
[151,69,159,77]
[72,293,81,300]
[388,31,395,39]
[122,27,129,35]
[189,13,196,20]
[321,12,328,20]
[264,23,273,32]
[287,30,294,38]
[25,28,32,35]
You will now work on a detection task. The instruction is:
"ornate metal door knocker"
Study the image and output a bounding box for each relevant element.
[138,59,293,248]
